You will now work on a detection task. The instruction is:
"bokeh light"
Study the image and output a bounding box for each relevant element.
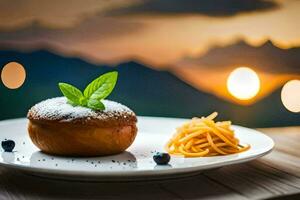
[227,67,260,100]
[281,80,300,113]
[1,62,26,89]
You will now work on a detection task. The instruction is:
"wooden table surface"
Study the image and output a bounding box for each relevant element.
[0,126,299,200]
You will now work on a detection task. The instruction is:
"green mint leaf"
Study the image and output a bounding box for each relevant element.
[87,98,105,111]
[67,100,77,106]
[58,83,85,105]
[83,71,118,100]
[58,71,118,110]
[79,96,88,106]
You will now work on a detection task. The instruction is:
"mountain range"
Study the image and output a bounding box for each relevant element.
[178,40,300,74]
[0,48,299,127]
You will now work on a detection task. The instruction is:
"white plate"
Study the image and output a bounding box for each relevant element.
[0,117,274,181]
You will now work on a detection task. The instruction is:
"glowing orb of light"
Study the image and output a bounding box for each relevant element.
[281,80,300,113]
[227,67,260,100]
[1,62,26,89]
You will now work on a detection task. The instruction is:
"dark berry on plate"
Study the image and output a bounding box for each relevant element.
[153,152,171,165]
[1,140,15,152]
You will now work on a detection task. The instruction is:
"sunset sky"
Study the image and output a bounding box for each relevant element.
[1,0,300,104]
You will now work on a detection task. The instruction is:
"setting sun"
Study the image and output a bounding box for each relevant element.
[227,67,260,100]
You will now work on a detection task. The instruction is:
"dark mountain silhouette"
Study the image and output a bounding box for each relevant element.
[0,49,299,127]
[179,40,300,74]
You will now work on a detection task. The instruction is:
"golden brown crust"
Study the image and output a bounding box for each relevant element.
[28,120,137,156]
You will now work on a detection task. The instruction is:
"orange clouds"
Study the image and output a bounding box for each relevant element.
[0,0,299,66]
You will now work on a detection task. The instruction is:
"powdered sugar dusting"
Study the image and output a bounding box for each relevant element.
[28,97,135,122]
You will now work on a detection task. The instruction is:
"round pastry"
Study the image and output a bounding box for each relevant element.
[27,97,137,156]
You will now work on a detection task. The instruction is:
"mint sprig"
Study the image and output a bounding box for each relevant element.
[58,83,86,106]
[58,71,118,110]
[84,71,118,100]
[87,98,105,110]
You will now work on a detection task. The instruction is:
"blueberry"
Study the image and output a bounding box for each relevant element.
[153,152,170,165]
[1,140,15,152]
